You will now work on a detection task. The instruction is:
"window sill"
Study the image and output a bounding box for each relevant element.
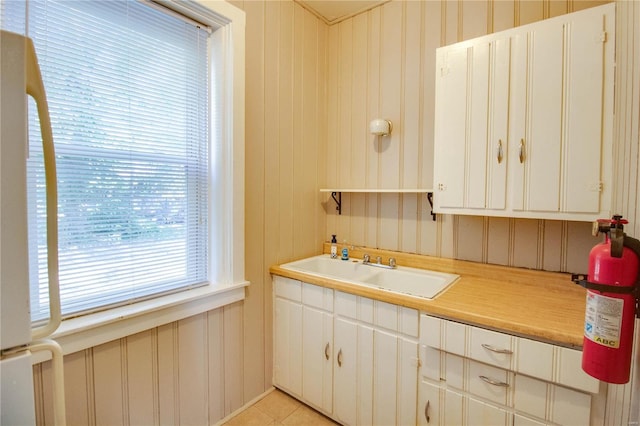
[32,281,248,364]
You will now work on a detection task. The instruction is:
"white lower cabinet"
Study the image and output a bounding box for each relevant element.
[418,314,605,426]
[274,279,610,426]
[273,276,419,426]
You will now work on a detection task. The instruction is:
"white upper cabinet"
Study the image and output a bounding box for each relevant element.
[433,3,615,221]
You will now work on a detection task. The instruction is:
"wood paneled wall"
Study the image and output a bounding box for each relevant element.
[237,0,328,407]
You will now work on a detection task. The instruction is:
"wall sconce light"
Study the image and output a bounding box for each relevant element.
[369,118,392,136]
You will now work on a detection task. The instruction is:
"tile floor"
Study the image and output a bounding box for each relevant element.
[223,388,339,426]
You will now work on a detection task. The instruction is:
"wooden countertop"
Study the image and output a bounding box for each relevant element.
[269,245,587,349]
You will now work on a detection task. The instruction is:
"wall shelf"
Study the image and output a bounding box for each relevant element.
[320,189,435,220]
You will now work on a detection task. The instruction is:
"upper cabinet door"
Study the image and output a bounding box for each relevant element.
[563,9,609,214]
[511,20,564,213]
[486,36,510,210]
[467,42,490,209]
[433,46,468,209]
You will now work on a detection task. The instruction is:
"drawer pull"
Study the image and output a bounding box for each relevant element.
[519,139,525,163]
[337,349,343,367]
[497,139,503,164]
[425,400,430,423]
[324,342,330,360]
[481,343,513,355]
[479,375,510,387]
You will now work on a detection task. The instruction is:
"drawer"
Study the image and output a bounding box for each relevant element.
[469,326,514,370]
[274,276,302,301]
[467,360,512,406]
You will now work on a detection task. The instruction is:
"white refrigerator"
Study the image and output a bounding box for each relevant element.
[0,30,66,425]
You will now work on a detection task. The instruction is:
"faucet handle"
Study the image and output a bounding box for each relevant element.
[363,254,370,263]
[389,258,396,268]
[376,256,382,264]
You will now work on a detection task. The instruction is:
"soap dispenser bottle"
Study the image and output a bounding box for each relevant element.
[341,240,349,261]
[330,235,338,258]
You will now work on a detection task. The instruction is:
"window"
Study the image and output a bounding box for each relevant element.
[1,0,246,323]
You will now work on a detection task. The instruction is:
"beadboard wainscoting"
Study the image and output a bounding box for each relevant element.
[33,303,245,425]
[31,0,640,424]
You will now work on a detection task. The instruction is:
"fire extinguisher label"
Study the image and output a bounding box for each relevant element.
[584,292,624,348]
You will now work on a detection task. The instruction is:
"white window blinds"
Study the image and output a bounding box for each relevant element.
[7,0,211,320]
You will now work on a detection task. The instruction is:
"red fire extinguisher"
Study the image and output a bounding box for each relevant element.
[572,215,640,384]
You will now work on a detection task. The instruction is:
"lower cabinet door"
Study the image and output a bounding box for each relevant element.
[372,330,419,426]
[397,337,419,426]
[302,306,333,414]
[373,330,399,426]
[418,380,442,426]
[443,388,464,425]
[418,381,465,426]
[333,318,358,426]
[273,297,303,396]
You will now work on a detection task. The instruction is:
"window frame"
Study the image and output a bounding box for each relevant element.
[32,0,246,362]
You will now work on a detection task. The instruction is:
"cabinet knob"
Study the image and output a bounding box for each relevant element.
[337,349,343,367]
[519,139,525,163]
[497,139,503,164]
[324,342,330,360]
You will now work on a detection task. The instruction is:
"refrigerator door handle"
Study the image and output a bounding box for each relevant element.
[24,36,61,340]
[30,339,66,425]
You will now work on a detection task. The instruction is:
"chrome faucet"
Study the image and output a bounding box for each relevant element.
[362,254,396,269]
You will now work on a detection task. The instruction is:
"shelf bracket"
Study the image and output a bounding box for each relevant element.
[331,191,342,215]
[427,192,435,221]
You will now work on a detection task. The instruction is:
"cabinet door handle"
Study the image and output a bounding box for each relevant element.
[324,342,330,360]
[479,375,510,387]
[481,343,513,355]
[337,349,343,367]
[519,139,525,163]
[425,400,430,423]
[497,139,503,164]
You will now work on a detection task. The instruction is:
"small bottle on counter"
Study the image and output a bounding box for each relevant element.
[330,235,338,258]
[341,241,349,261]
